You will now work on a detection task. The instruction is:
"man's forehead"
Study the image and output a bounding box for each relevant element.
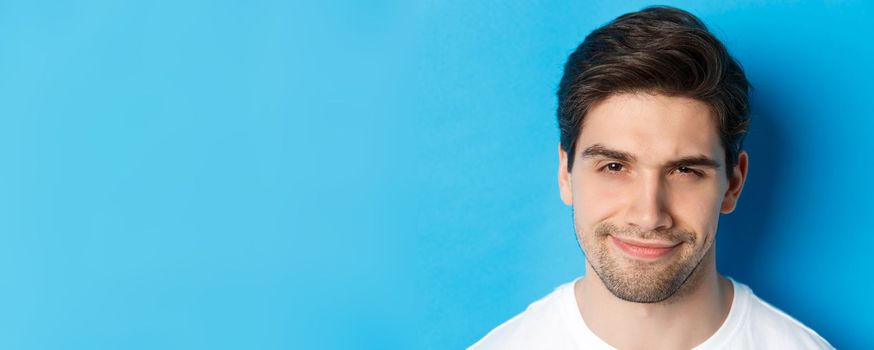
[576,93,725,163]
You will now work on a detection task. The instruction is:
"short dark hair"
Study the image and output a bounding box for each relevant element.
[557,6,750,176]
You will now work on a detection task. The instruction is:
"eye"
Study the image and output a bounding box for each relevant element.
[602,162,625,173]
[675,166,702,177]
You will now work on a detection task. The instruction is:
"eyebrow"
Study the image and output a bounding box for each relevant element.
[580,143,721,169]
[666,156,721,169]
[581,144,636,162]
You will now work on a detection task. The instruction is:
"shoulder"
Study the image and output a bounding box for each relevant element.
[468,279,583,350]
[729,281,834,349]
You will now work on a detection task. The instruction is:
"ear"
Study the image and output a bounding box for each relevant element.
[720,151,749,214]
[558,144,574,206]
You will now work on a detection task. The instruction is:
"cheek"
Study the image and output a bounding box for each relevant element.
[571,173,625,228]
[671,183,723,237]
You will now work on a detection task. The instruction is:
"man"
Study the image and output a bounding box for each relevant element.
[470,6,832,350]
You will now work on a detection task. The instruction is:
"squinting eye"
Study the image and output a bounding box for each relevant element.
[676,166,701,176]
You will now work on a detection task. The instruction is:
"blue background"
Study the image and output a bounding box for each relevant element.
[1,1,871,349]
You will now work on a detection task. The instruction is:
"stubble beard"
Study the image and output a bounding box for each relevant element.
[576,218,714,304]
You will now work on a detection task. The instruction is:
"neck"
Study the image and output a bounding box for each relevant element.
[574,247,733,350]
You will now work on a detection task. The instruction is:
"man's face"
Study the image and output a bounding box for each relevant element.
[558,92,747,303]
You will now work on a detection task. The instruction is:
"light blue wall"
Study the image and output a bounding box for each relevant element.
[1,1,870,349]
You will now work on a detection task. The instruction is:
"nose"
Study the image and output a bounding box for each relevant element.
[624,172,674,232]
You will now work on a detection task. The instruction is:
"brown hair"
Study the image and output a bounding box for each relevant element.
[557,6,750,176]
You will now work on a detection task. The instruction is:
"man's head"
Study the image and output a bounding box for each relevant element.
[557,6,750,176]
[556,7,750,303]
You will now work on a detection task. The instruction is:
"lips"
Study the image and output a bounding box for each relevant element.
[610,236,679,259]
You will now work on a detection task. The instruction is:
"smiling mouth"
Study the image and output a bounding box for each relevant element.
[610,236,680,259]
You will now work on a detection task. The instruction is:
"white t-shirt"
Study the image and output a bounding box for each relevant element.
[469,277,833,349]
